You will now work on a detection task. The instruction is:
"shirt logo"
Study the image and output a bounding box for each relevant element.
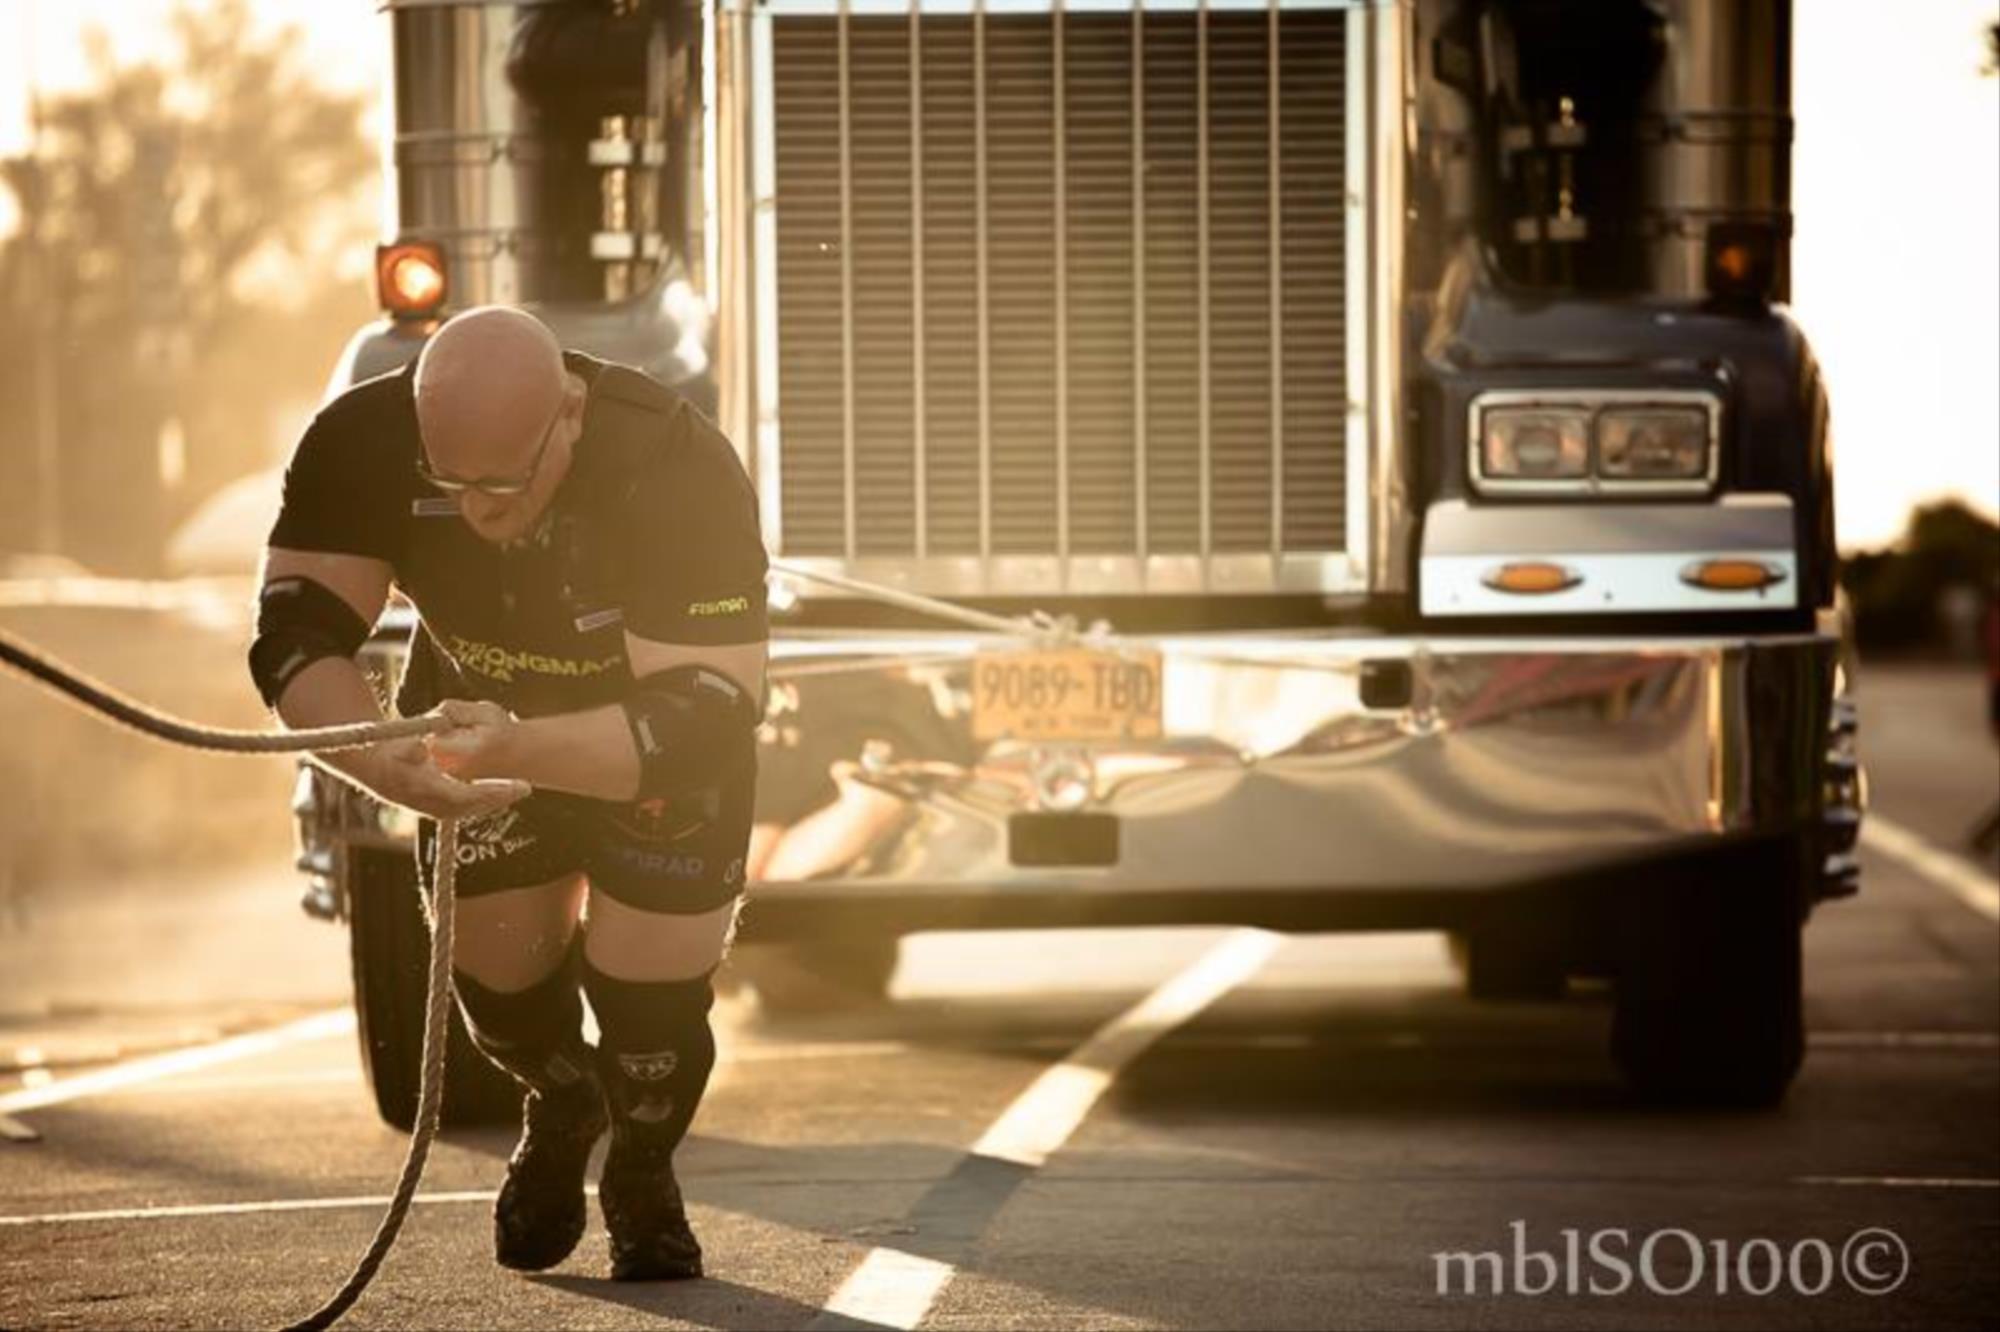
[687,595,752,618]
[573,607,624,633]
[444,634,622,685]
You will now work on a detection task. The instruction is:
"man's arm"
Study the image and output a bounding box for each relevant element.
[259,548,394,779]
[258,547,528,818]
[428,632,767,802]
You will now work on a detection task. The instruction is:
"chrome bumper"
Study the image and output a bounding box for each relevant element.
[747,628,1845,903]
[296,626,1855,928]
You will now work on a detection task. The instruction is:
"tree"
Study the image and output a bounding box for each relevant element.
[0,0,378,572]
[1842,500,2000,656]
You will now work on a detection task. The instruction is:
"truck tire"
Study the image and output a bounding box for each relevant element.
[1610,835,1808,1107]
[346,846,522,1131]
[737,938,900,1019]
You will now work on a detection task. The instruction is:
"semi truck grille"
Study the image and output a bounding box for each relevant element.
[769,7,1351,580]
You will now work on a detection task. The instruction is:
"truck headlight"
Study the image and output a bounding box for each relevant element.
[1598,406,1710,480]
[1469,390,1720,495]
[1478,406,1591,482]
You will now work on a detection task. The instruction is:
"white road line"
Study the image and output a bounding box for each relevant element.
[729,1040,914,1063]
[112,1068,364,1096]
[0,1188,520,1228]
[1809,1030,2000,1050]
[0,1009,355,1117]
[818,928,1281,1330]
[972,930,1283,1169]
[1797,1176,2000,1190]
[1861,814,2000,921]
[817,1249,961,1330]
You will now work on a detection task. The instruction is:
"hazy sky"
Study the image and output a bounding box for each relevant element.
[1,0,1994,551]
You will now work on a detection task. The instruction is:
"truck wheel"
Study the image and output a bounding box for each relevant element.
[346,846,522,1131]
[737,938,900,1019]
[1610,836,1807,1108]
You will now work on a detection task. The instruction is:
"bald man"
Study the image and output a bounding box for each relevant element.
[251,306,768,1281]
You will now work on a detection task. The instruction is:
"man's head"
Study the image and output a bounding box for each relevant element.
[413,306,586,544]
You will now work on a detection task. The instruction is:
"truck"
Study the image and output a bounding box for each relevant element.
[292,0,1866,1128]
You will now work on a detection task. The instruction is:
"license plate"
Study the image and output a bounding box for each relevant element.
[972,649,1163,742]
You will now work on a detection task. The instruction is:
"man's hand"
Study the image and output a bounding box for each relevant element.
[425,699,520,783]
[351,733,529,821]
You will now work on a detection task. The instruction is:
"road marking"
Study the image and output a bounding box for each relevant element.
[1798,1176,2000,1190]
[972,929,1283,1169]
[816,1249,960,1330]
[1861,814,2000,921]
[1809,1030,2000,1050]
[817,928,1281,1330]
[113,1068,363,1096]
[0,1009,355,1117]
[0,1188,527,1228]
[730,1040,914,1063]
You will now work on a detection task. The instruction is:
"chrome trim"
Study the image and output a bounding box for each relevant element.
[975,0,994,558]
[1266,0,1284,557]
[752,0,1370,10]
[1425,493,1794,555]
[1196,0,1213,561]
[1420,495,1800,615]
[1819,652,1865,899]
[1343,4,1372,587]
[1365,0,1406,592]
[1426,552,1798,615]
[778,551,1362,595]
[838,3,860,560]
[703,0,722,303]
[909,1,930,557]
[749,2,786,549]
[1054,0,1072,573]
[1468,388,1724,497]
[1131,6,1149,558]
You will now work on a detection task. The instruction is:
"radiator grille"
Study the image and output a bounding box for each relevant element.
[772,8,1349,576]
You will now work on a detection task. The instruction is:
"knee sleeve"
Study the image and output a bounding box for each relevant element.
[453,951,592,1095]
[583,959,716,1154]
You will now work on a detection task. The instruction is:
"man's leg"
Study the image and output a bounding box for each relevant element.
[422,804,602,1273]
[581,893,739,1281]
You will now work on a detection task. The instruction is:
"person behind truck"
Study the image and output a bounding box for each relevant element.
[249,306,767,1282]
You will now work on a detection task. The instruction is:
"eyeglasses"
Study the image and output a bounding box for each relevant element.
[417,398,564,497]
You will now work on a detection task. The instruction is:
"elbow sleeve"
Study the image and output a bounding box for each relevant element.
[621,664,759,801]
[247,576,371,709]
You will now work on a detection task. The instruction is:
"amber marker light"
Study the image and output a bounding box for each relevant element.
[376,241,447,319]
[1681,559,1786,592]
[1481,562,1581,595]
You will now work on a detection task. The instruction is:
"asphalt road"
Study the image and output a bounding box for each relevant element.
[0,665,1995,1330]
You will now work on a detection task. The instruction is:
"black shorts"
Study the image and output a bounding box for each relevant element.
[416,780,752,915]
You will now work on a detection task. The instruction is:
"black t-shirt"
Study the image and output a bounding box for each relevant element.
[268,352,768,720]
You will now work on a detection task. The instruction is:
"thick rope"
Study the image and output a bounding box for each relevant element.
[0,629,459,1331]
[766,559,1362,676]
[281,818,456,1332]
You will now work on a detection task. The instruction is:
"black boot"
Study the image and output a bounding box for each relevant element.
[598,1111,704,1280]
[584,966,718,1281]
[455,964,608,1272]
[494,1073,609,1271]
